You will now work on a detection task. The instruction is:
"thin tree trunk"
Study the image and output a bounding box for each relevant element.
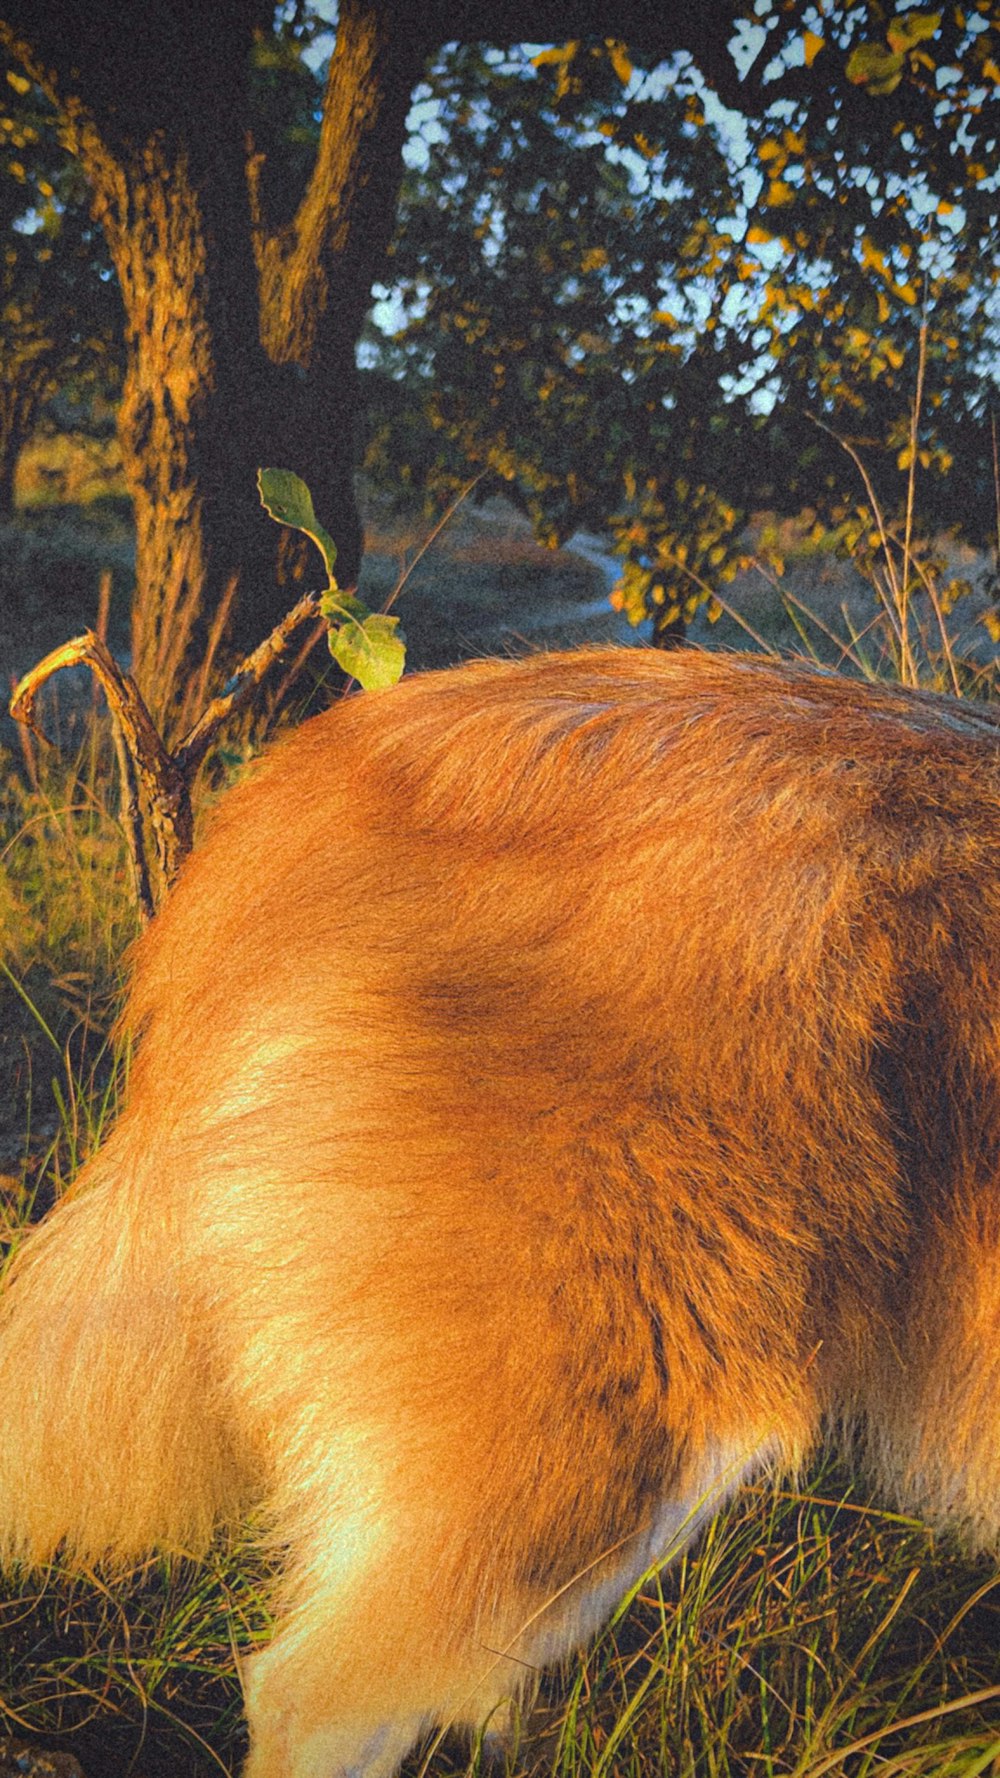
[0,358,52,520]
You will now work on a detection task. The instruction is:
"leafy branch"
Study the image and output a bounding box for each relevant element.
[9,471,407,920]
[257,468,405,691]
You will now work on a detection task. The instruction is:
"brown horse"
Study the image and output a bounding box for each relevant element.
[3,647,1000,1778]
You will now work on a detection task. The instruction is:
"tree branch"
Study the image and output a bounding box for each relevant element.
[8,591,333,919]
[259,0,430,370]
[173,590,325,778]
[10,634,191,916]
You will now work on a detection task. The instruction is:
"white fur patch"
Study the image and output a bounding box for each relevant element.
[506,1435,776,1672]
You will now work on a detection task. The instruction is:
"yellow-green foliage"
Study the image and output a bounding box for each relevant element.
[15,430,126,510]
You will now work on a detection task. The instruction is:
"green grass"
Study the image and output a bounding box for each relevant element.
[0,1472,996,1778]
[691,510,998,695]
[0,712,136,1191]
[542,1479,1000,1778]
[0,1544,269,1777]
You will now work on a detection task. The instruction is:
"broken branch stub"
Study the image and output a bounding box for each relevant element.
[10,632,192,920]
[9,590,330,920]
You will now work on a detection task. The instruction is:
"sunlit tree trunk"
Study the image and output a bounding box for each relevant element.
[0,0,427,726]
[83,123,268,716]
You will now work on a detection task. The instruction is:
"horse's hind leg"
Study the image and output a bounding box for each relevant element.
[240,1550,531,1778]
[240,1429,778,1778]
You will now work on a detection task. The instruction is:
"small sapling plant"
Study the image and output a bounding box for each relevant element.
[258,467,406,691]
[10,470,406,917]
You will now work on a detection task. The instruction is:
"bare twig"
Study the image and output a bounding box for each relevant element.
[9,484,471,918]
[10,632,191,913]
[9,588,331,920]
[807,412,921,684]
[110,716,156,920]
[174,589,324,777]
[900,314,929,673]
[380,472,487,618]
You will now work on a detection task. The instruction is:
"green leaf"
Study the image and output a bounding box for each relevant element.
[320,587,368,625]
[845,42,905,92]
[259,469,405,687]
[328,611,406,691]
[887,10,941,52]
[257,467,338,585]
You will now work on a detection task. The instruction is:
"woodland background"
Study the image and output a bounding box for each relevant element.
[0,4,1000,1776]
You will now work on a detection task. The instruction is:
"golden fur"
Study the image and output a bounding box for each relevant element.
[3,645,1000,1777]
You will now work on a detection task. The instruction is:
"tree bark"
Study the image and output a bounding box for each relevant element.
[0,0,430,725]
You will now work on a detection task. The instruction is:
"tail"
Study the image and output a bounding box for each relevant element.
[0,1126,254,1570]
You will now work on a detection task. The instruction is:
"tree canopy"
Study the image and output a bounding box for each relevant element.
[366,10,999,640]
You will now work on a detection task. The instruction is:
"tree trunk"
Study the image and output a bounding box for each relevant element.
[88,125,270,720]
[0,359,50,519]
[0,0,429,728]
